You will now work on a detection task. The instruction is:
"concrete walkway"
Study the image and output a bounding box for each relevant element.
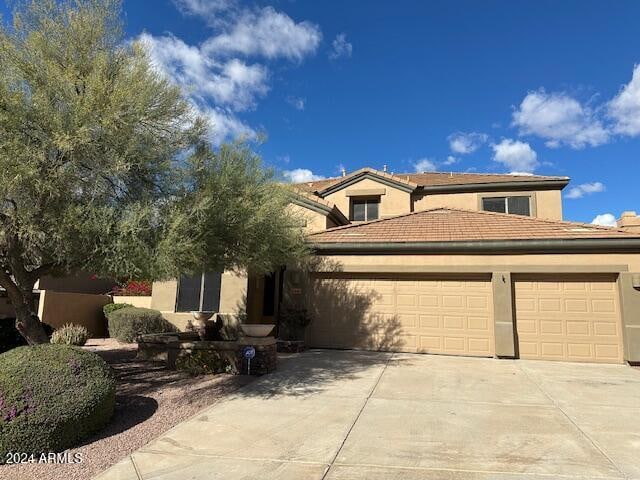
[95,350,640,480]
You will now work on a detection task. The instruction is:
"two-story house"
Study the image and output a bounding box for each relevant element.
[151,167,640,364]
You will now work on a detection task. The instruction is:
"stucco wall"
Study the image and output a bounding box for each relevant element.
[324,177,411,219]
[412,189,563,220]
[287,203,329,233]
[312,252,640,272]
[219,271,247,314]
[112,295,152,308]
[150,280,178,312]
[37,290,111,337]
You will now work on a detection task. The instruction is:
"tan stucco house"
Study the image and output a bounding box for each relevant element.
[151,167,640,364]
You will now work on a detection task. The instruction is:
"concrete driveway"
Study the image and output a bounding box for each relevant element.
[96,350,640,480]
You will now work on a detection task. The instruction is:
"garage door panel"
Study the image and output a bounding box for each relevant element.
[468,316,489,330]
[592,299,616,313]
[307,276,493,356]
[515,277,623,364]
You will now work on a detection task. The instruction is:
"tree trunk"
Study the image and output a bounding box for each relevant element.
[10,286,49,345]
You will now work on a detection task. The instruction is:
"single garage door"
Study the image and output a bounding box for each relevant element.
[306,274,494,356]
[514,275,623,363]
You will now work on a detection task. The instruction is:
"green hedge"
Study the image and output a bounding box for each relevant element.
[107,307,177,343]
[102,303,133,317]
[0,345,115,460]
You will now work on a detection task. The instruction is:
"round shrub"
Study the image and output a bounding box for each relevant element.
[102,302,134,317]
[50,324,89,346]
[0,345,115,460]
[107,307,177,343]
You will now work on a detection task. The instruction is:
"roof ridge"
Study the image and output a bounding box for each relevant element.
[307,206,633,237]
[398,171,569,179]
[315,167,418,194]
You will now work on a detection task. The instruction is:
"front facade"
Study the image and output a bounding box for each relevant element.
[152,167,640,364]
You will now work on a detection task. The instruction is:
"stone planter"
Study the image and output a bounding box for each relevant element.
[137,333,276,375]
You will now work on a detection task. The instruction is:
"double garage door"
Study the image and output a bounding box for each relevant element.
[306,274,495,357]
[306,274,624,363]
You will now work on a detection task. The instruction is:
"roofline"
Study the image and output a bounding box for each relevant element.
[415,179,570,193]
[318,170,416,196]
[311,238,640,254]
[290,195,349,225]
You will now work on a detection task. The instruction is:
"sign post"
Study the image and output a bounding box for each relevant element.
[243,346,256,375]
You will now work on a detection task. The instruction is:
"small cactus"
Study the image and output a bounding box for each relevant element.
[50,324,89,346]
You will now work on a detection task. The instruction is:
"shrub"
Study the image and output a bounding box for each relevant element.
[278,306,312,341]
[50,324,89,346]
[110,280,152,296]
[0,345,115,460]
[0,320,55,354]
[176,350,234,376]
[102,303,133,317]
[107,307,177,343]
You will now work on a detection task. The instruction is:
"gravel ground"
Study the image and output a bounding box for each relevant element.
[2,338,255,480]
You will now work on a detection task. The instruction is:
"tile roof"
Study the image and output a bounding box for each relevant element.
[294,171,568,193]
[308,208,640,244]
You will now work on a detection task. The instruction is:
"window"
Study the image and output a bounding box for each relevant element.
[176,272,222,312]
[482,196,531,216]
[351,198,380,221]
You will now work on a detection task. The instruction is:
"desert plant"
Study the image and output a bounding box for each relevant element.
[176,350,234,376]
[107,307,177,343]
[0,345,115,460]
[50,324,89,346]
[278,306,312,341]
[103,303,134,317]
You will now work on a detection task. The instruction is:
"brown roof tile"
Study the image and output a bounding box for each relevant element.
[308,208,639,243]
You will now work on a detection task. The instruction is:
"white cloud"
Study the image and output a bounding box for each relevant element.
[282,168,325,183]
[138,3,321,145]
[448,132,488,154]
[565,182,605,199]
[140,33,268,112]
[442,155,457,165]
[491,139,538,173]
[512,90,608,149]
[413,158,437,172]
[329,33,353,60]
[202,7,321,61]
[172,0,235,18]
[287,96,306,110]
[591,213,617,227]
[609,64,640,136]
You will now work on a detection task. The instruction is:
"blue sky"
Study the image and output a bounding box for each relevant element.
[4,1,640,224]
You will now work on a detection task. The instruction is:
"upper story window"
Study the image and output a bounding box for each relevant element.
[482,196,531,216]
[351,197,379,221]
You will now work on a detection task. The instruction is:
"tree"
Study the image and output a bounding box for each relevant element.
[0,0,308,344]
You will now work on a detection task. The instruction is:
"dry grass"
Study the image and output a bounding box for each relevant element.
[3,338,254,480]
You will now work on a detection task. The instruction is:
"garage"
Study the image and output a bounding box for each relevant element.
[514,275,624,363]
[306,274,494,356]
